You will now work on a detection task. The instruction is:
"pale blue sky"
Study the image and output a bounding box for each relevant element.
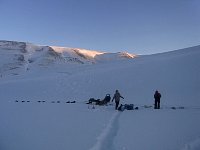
[0,0,200,54]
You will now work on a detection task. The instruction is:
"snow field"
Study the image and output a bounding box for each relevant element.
[0,44,200,150]
[115,109,200,150]
[0,102,114,150]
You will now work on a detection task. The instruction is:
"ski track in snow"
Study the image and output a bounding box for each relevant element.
[181,137,200,150]
[89,111,121,150]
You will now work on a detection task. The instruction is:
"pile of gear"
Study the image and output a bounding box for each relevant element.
[86,93,137,111]
[118,104,138,111]
[86,94,111,105]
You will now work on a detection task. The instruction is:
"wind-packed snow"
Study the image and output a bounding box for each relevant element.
[0,41,200,150]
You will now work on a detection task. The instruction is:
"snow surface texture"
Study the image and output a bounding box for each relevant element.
[0,40,200,150]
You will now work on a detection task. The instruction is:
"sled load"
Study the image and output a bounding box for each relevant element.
[118,104,136,111]
[87,94,111,105]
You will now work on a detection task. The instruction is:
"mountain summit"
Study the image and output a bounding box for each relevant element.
[0,40,136,77]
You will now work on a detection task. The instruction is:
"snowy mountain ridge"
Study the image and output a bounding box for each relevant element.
[0,40,200,150]
[0,40,136,77]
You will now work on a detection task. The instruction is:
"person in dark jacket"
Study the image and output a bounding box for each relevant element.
[112,90,124,110]
[154,90,161,109]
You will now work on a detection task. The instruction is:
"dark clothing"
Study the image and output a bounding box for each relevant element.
[155,99,160,109]
[112,91,124,110]
[154,91,161,109]
[115,101,120,110]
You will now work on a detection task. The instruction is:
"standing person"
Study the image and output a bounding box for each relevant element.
[112,90,124,110]
[154,90,161,109]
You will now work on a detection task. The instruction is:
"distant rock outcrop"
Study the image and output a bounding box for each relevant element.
[0,40,136,77]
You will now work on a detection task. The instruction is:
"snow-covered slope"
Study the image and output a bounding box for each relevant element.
[0,43,200,150]
[0,40,135,77]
